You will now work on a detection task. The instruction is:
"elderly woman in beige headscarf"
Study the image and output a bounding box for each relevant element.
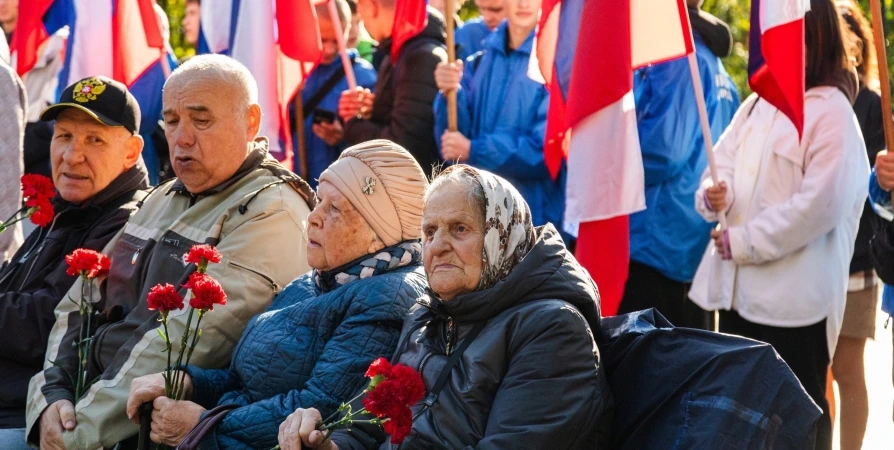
[126,140,430,449]
[278,165,613,450]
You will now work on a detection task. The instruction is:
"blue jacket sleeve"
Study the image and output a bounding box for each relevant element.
[466,86,549,180]
[634,58,703,186]
[200,286,408,450]
[869,170,893,218]
[434,56,476,153]
[185,365,241,410]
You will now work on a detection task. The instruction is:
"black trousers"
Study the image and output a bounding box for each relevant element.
[618,261,713,330]
[719,310,831,450]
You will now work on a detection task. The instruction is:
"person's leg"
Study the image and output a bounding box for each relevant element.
[832,336,869,450]
[0,428,31,450]
[758,320,832,450]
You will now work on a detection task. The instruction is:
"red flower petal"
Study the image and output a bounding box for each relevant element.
[183,272,227,311]
[184,244,222,266]
[65,249,110,278]
[147,283,184,312]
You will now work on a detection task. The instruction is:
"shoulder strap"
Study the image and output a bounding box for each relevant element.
[414,320,487,419]
[302,55,354,118]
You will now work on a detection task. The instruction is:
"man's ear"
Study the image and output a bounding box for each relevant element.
[124,134,144,169]
[247,103,262,138]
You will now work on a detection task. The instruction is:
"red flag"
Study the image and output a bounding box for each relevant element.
[391,0,427,61]
[10,0,55,76]
[277,0,323,62]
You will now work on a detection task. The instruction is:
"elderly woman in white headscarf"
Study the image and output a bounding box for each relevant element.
[278,165,613,450]
[126,141,431,449]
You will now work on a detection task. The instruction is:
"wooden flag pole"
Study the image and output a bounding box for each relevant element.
[295,93,309,180]
[682,16,728,230]
[870,0,894,156]
[445,0,458,131]
[329,0,357,89]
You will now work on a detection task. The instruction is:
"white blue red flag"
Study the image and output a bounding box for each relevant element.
[198,0,322,167]
[532,0,693,314]
[748,0,809,136]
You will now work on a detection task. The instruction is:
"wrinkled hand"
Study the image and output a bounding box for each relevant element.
[40,399,76,450]
[278,408,338,450]
[441,131,471,162]
[149,397,204,446]
[876,150,894,191]
[338,88,374,122]
[312,120,345,146]
[705,181,728,212]
[128,372,191,424]
[434,61,463,92]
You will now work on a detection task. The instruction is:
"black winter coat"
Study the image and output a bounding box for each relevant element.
[343,11,447,177]
[0,163,149,428]
[331,225,613,450]
[851,87,886,273]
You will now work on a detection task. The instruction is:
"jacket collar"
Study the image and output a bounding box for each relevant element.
[169,138,270,197]
[485,21,535,56]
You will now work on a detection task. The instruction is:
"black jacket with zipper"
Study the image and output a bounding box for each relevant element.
[0,162,149,428]
[331,225,614,450]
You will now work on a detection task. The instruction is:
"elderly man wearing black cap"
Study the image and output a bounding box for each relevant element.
[0,76,150,448]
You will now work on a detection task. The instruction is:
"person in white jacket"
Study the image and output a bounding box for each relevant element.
[689,1,869,449]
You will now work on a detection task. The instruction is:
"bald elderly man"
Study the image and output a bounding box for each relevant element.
[25,55,316,450]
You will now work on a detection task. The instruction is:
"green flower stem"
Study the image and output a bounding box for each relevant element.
[162,315,172,396]
[170,307,194,400]
[173,309,205,400]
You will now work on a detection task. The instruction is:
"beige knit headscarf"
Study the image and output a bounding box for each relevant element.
[318,140,429,246]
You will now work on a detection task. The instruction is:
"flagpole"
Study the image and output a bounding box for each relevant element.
[869,0,894,159]
[683,22,728,230]
[295,93,309,180]
[328,0,357,89]
[445,0,458,131]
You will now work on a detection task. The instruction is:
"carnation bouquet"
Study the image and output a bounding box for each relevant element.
[51,249,110,400]
[147,244,227,400]
[274,357,426,448]
[0,174,56,232]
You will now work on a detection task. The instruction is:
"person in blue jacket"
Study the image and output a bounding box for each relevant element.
[867,163,894,421]
[616,1,740,329]
[455,0,505,60]
[433,0,566,240]
[290,0,377,187]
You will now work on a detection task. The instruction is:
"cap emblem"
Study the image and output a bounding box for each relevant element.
[73,78,107,103]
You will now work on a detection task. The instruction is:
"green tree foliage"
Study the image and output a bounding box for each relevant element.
[157,0,193,60]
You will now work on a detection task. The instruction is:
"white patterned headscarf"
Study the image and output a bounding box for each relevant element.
[432,166,536,291]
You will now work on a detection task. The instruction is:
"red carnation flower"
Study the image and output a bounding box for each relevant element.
[365,358,393,379]
[28,197,55,228]
[21,174,56,203]
[147,284,185,313]
[389,364,426,405]
[184,244,222,266]
[382,406,413,444]
[184,272,227,311]
[65,249,110,278]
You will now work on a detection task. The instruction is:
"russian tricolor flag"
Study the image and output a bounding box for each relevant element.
[748,0,809,136]
[532,0,694,314]
[10,0,69,77]
[199,0,322,168]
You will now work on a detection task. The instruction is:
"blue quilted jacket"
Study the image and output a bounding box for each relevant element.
[184,263,427,449]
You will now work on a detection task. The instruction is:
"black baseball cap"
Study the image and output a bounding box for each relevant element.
[40,76,141,135]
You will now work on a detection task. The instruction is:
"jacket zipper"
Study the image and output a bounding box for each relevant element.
[445,318,456,355]
[229,260,280,292]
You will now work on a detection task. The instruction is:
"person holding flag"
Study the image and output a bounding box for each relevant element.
[339,0,447,176]
[616,0,739,329]
[689,1,869,448]
[289,0,377,187]
[432,0,566,241]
